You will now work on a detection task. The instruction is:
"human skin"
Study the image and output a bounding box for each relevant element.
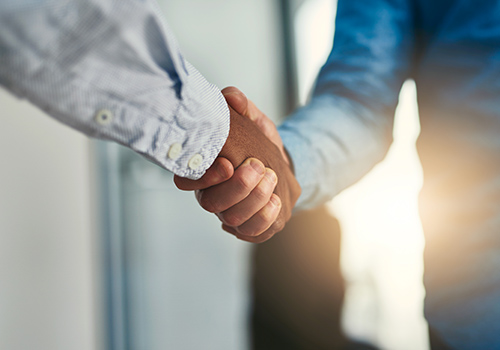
[175,87,300,243]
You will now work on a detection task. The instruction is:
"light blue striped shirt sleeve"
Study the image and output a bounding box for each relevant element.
[0,0,230,179]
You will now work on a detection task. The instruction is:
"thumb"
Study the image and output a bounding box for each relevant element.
[222,86,276,141]
[222,86,249,117]
[174,157,234,191]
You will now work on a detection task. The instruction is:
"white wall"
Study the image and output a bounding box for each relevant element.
[113,2,286,350]
[160,0,285,122]
[0,89,100,350]
[0,1,284,349]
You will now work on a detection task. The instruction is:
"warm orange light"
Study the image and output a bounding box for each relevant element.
[329,81,428,349]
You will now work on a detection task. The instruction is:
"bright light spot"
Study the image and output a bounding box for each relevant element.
[294,0,429,348]
[294,0,336,105]
[330,81,428,350]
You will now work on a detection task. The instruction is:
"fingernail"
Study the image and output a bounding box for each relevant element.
[249,159,265,175]
[265,169,277,184]
[270,194,281,207]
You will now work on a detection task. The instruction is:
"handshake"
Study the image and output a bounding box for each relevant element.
[174,87,301,243]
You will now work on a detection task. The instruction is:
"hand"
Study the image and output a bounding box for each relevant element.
[222,87,290,167]
[175,88,300,243]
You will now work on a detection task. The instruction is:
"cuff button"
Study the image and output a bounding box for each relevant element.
[188,154,203,170]
[95,109,114,125]
[167,143,182,160]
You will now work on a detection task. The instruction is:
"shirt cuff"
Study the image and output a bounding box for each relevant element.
[278,126,318,211]
[166,62,230,179]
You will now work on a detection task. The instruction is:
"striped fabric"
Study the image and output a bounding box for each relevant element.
[0,0,229,179]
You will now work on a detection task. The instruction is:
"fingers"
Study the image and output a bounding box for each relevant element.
[174,157,233,191]
[195,158,266,213]
[221,194,284,244]
[178,90,301,244]
[236,194,282,237]
[217,168,277,227]
[195,157,283,242]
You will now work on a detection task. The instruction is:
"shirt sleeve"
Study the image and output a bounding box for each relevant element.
[0,0,229,180]
[278,0,415,210]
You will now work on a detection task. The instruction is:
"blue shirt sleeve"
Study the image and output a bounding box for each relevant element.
[0,0,229,179]
[279,0,415,210]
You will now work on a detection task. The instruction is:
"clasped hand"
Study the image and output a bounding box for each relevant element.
[174,87,301,243]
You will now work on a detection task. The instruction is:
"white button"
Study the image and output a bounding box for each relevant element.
[95,109,113,125]
[188,154,203,170]
[167,143,182,160]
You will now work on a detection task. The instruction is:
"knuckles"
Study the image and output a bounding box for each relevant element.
[253,181,271,202]
[198,191,219,213]
[233,170,259,193]
[271,216,286,233]
[220,211,245,228]
[236,225,256,237]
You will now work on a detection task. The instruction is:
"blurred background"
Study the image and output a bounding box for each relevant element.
[0,0,428,349]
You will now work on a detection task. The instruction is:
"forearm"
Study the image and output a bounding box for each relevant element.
[0,0,229,179]
[279,94,394,211]
[280,0,415,210]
